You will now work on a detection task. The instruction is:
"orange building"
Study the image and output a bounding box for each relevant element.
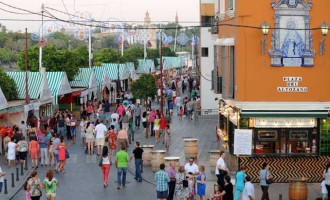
[215,0,330,182]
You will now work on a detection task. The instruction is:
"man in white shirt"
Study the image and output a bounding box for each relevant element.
[95,120,107,156]
[111,111,119,122]
[184,157,199,175]
[174,96,181,116]
[242,175,255,200]
[215,151,229,189]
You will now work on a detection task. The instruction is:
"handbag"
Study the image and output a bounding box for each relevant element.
[265,170,273,184]
[99,157,103,167]
[182,173,189,188]
[65,150,70,159]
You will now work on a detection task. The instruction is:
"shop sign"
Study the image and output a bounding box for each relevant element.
[277,77,308,92]
[234,129,252,155]
[255,117,316,128]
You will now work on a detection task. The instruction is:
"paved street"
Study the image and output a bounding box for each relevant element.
[0,106,323,200]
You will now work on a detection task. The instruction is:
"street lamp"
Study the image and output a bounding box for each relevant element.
[260,21,270,55]
[320,22,329,56]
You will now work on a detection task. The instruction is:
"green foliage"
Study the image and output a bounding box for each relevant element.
[0,68,18,101]
[130,74,156,100]
[17,45,88,81]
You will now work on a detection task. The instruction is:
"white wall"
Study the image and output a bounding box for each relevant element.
[200,27,221,112]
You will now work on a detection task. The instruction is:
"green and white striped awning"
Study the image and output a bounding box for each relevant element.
[101,63,129,80]
[157,56,185,70]
[6,72,42,99]
[70,68,91,88]
[70,68,98,89]
[46,72,73,105]
[137,59,155,74]
[93,66,111,96]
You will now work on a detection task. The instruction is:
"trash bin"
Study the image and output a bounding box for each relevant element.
[141,145,154,166]
[151,150,166,172]
[288,177,308,200]
[184,138,198,160]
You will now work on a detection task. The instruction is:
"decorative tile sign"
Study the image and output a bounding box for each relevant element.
[277,76,308,92]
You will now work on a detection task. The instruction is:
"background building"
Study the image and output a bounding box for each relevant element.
[216,0,330,182]
[199,0,221,112]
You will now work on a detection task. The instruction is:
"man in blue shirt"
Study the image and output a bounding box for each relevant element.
[234,166,247,200]
[155,163,170,200]
[39,132,49,166]
[103,100,111,121]
[53,134,60,172]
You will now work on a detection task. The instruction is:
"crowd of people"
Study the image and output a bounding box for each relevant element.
[0,73,309,200]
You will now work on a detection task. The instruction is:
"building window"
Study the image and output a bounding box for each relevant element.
[201,16,212,27]
[202,47,209,57]
[229,0,235,10]
[220,0,225,14]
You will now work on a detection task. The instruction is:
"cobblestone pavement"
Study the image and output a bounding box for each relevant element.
[2,103,323,200]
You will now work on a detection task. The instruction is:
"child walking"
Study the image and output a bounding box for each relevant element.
[179,107,184,120]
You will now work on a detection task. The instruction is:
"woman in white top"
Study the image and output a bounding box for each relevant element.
[101,146,111,188]
[7,137,16,168]
[85,122,95,155]
[323,162,330,200]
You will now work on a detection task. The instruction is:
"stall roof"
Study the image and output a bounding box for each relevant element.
[227,101,330,117]
[137,59,155,74]
[6,72,53,103]
[101,63,129,80]
[70,68,98,89]
[46,72,73,105]
[156,56,185,70]
[0,87,8,110]
[125,62,138,80]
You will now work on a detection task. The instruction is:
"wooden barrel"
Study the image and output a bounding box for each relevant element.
[184,139,198,159]
[209,150,220,173]
[164,157,180,170]
[151,150,166,172]
[141,145,154,166]
[288,177,308,200]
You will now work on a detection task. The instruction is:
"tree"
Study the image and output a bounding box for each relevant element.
[17,45,88,81]
[0,68,18,101]
[130,74,157,101]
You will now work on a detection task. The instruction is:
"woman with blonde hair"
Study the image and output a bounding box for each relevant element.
[43,170,59,200]
[196,165,206,200]
[175,166,191,200]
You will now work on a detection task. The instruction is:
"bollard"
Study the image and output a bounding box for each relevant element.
[16,167,19,181]
[21,163,24,176]
[11,173,15,188]
[4,179,8,194]
[279,194,282,200]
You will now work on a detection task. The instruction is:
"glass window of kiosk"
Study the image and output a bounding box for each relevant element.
[286,129,313,154]
[254,129,280,155]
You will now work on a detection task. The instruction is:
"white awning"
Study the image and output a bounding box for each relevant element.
[224,100,330,117]
[214,38,235,46]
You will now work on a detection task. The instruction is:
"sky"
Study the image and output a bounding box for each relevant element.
[0,0,200,32]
